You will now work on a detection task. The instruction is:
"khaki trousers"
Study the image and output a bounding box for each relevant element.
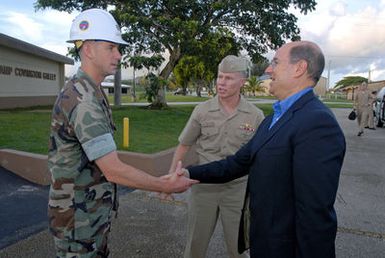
[184,177,249,258]
[367,107,374,128]
[357,106,369,132]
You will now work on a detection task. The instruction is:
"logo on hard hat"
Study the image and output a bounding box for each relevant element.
[79,20,89,31]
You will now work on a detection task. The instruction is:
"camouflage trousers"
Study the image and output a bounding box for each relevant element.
[54,232,110,258]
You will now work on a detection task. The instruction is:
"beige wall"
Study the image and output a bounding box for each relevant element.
[0,96,58,109]
[368,81,385,92]
[257,76,327,97]
[0,147,198,186]
[341,81,385,100]
[0,45,66,109]
[314,76,327,97]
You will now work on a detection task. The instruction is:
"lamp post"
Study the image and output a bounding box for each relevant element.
[132,45,137,102]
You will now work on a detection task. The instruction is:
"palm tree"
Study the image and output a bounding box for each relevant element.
[245,76,265,96]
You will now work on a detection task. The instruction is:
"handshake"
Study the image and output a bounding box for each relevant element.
[158,161,199,200]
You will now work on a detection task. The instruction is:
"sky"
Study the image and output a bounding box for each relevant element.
[1,0,385,88]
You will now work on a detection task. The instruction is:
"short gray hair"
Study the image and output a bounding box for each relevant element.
[289,43,325,83]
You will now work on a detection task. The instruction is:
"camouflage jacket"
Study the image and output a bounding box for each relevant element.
[48,69,117,240]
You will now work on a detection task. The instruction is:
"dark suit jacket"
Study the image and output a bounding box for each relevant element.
[188,91,346,258]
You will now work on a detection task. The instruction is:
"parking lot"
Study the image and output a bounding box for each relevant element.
[334,108,385,257]
[0,108,384,257]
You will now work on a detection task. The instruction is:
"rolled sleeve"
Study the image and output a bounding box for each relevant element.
[82,133,117,161]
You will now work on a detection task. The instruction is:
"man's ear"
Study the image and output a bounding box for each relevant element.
[294,59,308,78]
[81,41,95,59]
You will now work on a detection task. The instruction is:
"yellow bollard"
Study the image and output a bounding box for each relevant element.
[123,117,129,148]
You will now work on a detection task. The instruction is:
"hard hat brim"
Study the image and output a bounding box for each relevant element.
[66,38,129,45]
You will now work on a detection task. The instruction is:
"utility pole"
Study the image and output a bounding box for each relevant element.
[114,68,122,107]
[132,66,136,102]
[327,60,331,89]
[132,45,137,102]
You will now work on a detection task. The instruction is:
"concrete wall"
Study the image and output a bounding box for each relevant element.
[314,76,327,97]
[340,81,385,100]
[0,45,66,109]
[257,76,327,97]
[0,45,62,96]
[0,96,58,109]
[0,34,73,109]
[0,147,198,186]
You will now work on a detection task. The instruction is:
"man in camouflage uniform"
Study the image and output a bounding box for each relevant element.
[48,8,197,257]
[167,55,264,258]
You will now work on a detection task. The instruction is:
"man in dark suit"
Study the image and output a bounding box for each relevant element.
[177,41,346,258]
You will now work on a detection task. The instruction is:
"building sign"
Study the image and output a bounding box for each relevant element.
[0,64,56,81]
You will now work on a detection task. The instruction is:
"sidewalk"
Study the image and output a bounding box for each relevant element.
[0,108,384,257]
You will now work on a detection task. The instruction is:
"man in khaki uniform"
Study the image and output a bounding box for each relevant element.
[354,81,371,136]
[168,55,264,258]
[366,90,377,130]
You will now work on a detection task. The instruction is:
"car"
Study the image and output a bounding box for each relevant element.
[374,86,385,127]
[173,88,184,95]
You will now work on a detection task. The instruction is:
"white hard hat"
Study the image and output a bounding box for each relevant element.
[67,8,128,45]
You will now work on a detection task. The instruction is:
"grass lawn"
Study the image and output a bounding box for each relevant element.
[108,92,210,104]
[0,106,195,155]
[0,110,52,154]
[0,99,349,155]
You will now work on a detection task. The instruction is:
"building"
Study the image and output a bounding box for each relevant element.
[337,80,385,100]
[314,76,327,97]
[258,76,328,97]
[0,33,74,109]
[101,81,131,95]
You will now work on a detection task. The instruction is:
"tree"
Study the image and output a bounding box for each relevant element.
[122,54,164,103]
[143,72,168,108]
[166,74,178,92]
[36,0,317,107]
[173,56,196,96]
[174,55,215,97]
[244,76,265,96]
[189,29,240,96]
[250,59,270,77]
[333,76,368,90]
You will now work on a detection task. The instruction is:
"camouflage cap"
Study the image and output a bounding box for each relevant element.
[218,55,248,73]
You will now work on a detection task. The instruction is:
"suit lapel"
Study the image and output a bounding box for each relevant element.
[250,91,316,156]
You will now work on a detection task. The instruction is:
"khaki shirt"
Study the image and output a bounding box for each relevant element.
[179,96,264,165]
[354,89,371,109]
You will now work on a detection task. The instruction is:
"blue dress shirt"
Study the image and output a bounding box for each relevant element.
[269,87,313,129]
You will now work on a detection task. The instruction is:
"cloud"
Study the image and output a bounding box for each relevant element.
[0,9,76,55]
[2,11,43,41]
[295,1,385,86]
[325,7,385,74]
[329,1,347,16]
[33,10,76,55]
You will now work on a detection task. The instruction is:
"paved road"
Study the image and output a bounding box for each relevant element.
[0,108,384,257]
[333,109,385,257]
[0,167,49,249]
[0,168,133,250]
